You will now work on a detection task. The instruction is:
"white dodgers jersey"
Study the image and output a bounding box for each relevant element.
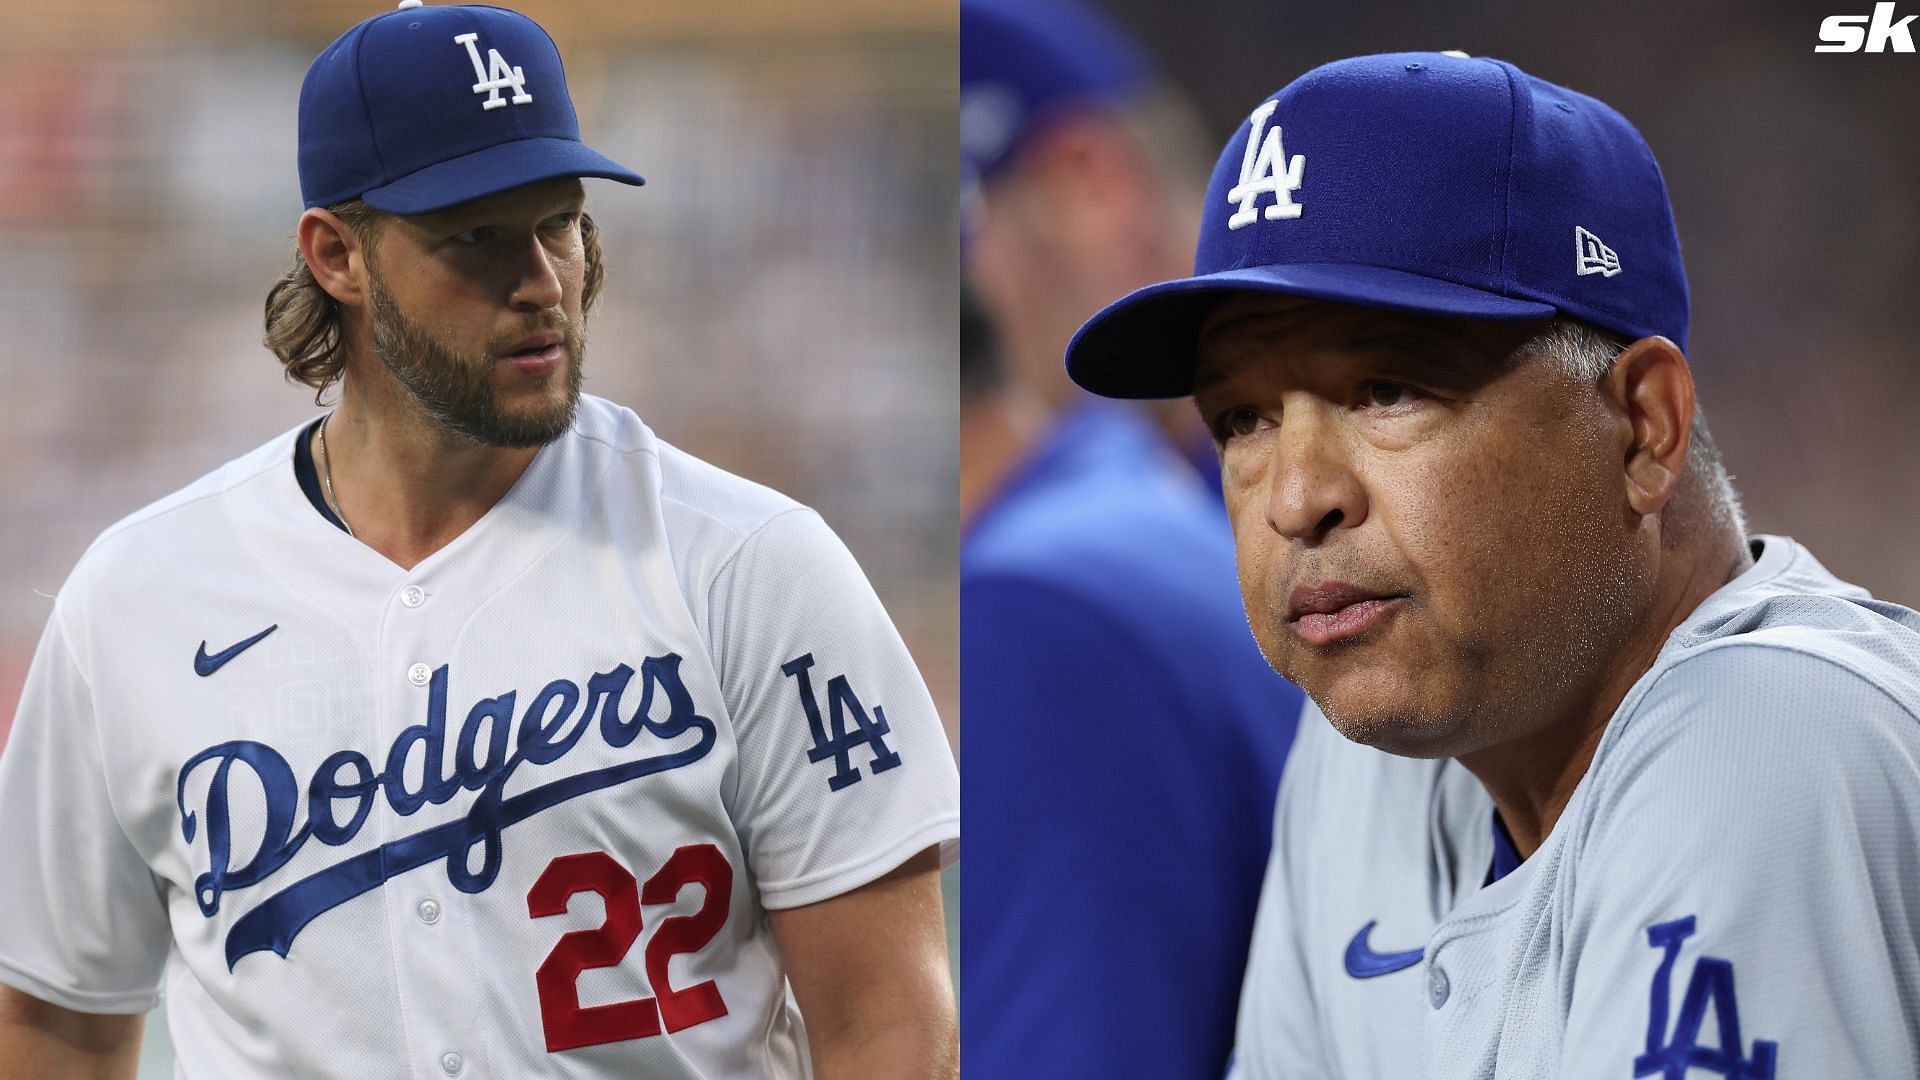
[1232,536,1920,1078]
[0,395,960,1078]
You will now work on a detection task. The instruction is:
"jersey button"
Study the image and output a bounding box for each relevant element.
[408,663,432,686]
[1427,963,1451,1009]
[440,1051,463,1075]
[418,898,441,925]
[401,585,426,608]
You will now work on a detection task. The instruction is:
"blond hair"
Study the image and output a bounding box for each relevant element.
[263,201,605,401]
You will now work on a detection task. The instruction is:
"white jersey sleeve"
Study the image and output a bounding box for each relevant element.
[1558,642,1920,1077]
[705,507,958,910]
[0,591,172,1013]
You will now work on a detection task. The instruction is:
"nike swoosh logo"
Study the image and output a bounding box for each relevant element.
[195,625,279,677]
[1344,920,1425,978]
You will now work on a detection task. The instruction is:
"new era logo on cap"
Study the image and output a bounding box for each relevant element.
[1576,226,1622,277]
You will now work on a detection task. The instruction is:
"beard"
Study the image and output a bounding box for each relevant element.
[367,272,586,449]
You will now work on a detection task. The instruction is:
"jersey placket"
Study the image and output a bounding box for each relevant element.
[1421,849,1550,1079]
[375,568,492,1080]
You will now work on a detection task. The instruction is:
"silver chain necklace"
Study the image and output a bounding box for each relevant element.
[317,414,356,538]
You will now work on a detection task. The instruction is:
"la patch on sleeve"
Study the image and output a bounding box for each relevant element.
[782,653,903,792]
[1635,915,1778,1078]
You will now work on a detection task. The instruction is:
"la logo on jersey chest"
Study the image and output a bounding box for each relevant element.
[454,32,532,110]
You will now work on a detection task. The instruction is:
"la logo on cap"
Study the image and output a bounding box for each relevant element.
[455,31,533,111]
[1226,100,1305,230]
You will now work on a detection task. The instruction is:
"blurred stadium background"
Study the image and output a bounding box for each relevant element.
[0,0,956,1073]
[1096,0,1920,607]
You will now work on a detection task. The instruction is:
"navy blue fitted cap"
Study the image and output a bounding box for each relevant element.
[298,2,642,214]
[1065,52,1689,399]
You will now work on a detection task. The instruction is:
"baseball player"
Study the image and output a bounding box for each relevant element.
[0,4,958,1078]
[1065,53,1920,1076]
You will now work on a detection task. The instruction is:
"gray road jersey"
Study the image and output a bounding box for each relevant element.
[1232,535,1920,1078]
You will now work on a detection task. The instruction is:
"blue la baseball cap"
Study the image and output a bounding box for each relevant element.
[298,2,643,214]
[1065,52,1689,399]
[960,0,1153,182]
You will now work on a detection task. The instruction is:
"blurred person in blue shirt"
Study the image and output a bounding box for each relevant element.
[960,2,1304,1074]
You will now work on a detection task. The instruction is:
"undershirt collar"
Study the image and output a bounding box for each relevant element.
[1487,810,1524,886]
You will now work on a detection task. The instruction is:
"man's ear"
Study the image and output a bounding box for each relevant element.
[1603,335,1695,517]
[297,208,371,307]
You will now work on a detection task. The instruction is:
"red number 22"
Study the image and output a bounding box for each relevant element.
[526,844,734,1053]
